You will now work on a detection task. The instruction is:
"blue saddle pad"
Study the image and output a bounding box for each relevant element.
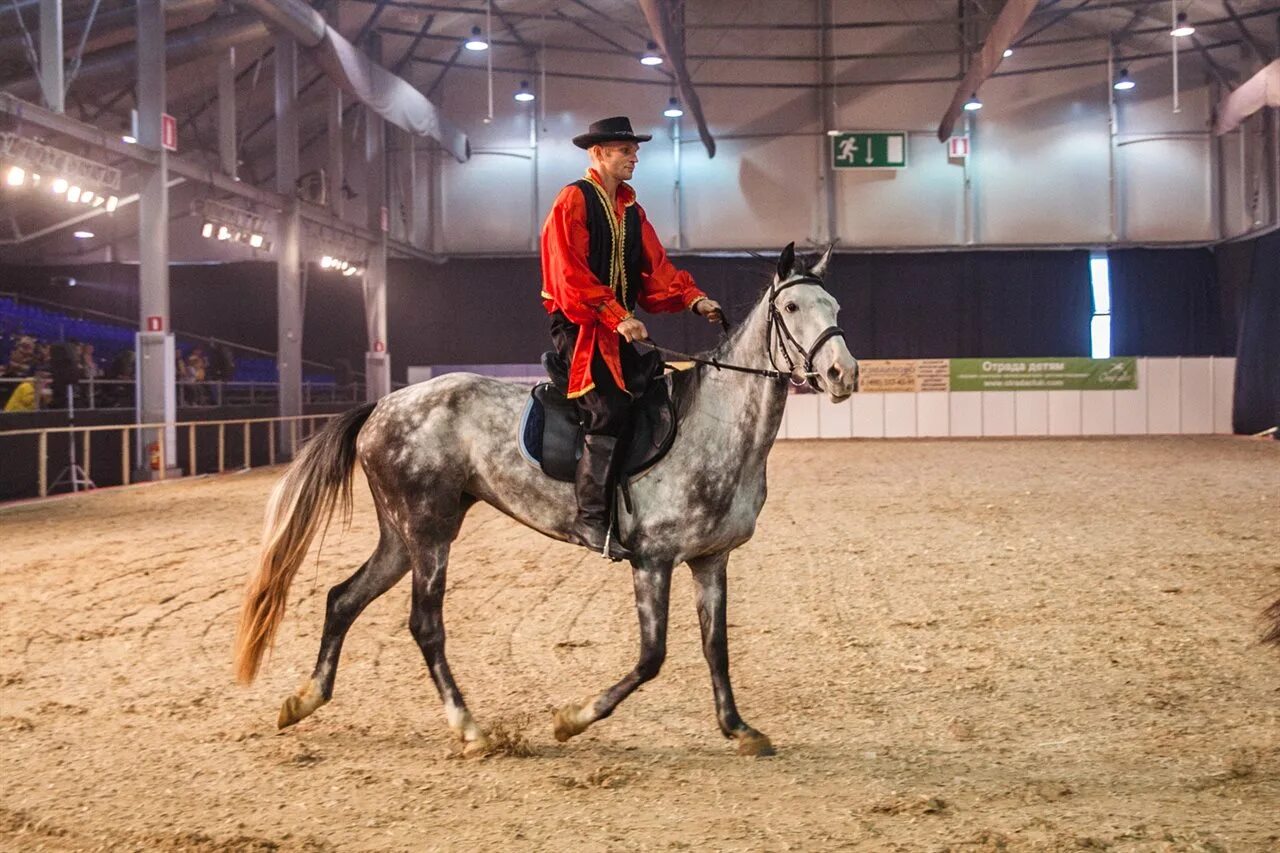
[518,377,679,483]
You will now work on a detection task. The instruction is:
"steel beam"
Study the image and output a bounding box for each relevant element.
[937,0,1038,141]
[363,32,390,401]
[218,46,237,178]
[39,0,64,113]
[275,32,303,453]
[135,0,176,472]
[636,0,715,157]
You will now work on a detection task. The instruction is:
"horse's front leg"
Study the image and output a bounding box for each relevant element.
[688,552,775,756]
[552,561,671,742]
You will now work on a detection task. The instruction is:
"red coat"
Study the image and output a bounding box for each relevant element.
[540,169,706,398]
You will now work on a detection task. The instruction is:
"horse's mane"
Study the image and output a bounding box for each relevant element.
[671,255,801,419]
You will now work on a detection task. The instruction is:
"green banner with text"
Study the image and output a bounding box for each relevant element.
[948,357,1138,391]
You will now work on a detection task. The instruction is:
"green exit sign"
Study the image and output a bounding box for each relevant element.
[831,132,908,169]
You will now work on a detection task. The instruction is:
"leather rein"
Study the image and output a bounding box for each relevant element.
[637,274,847,392]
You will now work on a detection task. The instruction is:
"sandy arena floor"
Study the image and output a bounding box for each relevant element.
[1,436,1278,852]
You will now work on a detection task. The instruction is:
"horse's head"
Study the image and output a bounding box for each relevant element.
[767,242,858,402]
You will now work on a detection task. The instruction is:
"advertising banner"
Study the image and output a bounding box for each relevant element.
[948,357,1138,391]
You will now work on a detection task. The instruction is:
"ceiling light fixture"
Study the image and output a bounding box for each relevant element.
[514,80,535,102]
[640,41,663,66]
[1113,68,1136,90]
[464,25,488,51]
[1171,12,1195,37]
[663,96,683,118]
[963,93,983,111]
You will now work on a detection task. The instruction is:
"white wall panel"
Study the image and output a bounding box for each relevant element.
[950,393,982,437]
[884,394,916,438]
[1212,357,1236,434]
[1048,391,1083,436]
[1115,359,1148,434]
[1015,391,1050,436]
[818,395,852,439]
[835,133,962,247]
[1120,137,1214,243]
[981,392,1016,436]
[1179,358,1214,434]
[852,392,885,438]
[1146,358,1182,434]
[440,150,534,252]
[1081,391,1115,436]
[976,69,1111,244]
[786,393,821,439]
[917,392,950,437]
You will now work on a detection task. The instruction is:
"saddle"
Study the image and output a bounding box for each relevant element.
[519,351,679,484]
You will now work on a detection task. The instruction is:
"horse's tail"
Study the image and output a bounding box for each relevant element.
[1262,595,1280,649]
[233,402,376,684]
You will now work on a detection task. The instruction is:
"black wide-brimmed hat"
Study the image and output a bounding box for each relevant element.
[573,116,652,149]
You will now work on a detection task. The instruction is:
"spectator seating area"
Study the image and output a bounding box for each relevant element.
[1,295,334,386]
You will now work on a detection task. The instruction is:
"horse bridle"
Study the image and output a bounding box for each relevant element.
[637,273,847,392]
[765,274,848,391]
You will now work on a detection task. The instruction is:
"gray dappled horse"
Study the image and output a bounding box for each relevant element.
[234,244,858,757]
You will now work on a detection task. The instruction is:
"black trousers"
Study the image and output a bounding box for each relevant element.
[550,311,655,438]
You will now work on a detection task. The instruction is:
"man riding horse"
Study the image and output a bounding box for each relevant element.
[540,116,723,561]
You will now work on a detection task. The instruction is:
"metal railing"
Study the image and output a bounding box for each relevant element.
[0,376,364,410]
[1,413,339,498]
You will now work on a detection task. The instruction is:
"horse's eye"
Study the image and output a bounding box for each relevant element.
[785,302,798,313]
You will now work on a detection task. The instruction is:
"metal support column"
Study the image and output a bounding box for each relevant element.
[135,0,176,476]
[327,87,344,217]
[364,32,390,401]
[39,0,64,113]
[218,46,237,179]
[818,0,836,245]
[275,33,303,457]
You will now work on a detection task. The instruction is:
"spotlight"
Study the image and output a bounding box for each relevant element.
[105,195,119,212]
[202,221,214,238]
[217,225,230,240]
[1002,48,1013,58]
[73,230,94,239]
[67,185,82,202]
[640,41,663,66]
[121,135,137,144]
[80,190,95,205]
[339,259,350,271]
[514,80,535,102]
[5,166,24,186]
[1113,68,1136,91]
[91,196,104,208]
[826,129,841,137]
[663,97,683,118]
[963,93,983,111]
[249,233,264,248]
[51,177,68,194]
[464,25,487,51]
[321,255,333,268]
[30,173,40,186]
[1171,12,1194,37]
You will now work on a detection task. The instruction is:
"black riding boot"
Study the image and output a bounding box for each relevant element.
[568,434,633,561]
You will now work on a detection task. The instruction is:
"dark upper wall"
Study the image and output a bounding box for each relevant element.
[2,246,1239,388]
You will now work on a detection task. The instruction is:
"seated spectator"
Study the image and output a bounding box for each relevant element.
[4,336,36,377]
[4,370,49,412]
[80,342,101,380]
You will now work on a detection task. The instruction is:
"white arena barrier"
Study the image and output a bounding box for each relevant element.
[778,357,1236,439]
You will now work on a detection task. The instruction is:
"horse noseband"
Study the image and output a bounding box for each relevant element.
[768,275,848,392]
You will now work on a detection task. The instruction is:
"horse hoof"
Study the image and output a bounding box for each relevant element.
[277,682,327,730]
[552,704,590,743]
[736,732,776,757]
[462,734,494,759]
[278,695,305,729]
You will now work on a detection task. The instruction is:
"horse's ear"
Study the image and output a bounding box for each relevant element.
[777,242,796,280]
[811,243,835,278]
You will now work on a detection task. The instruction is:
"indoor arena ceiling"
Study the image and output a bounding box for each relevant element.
[1,0,1277,246]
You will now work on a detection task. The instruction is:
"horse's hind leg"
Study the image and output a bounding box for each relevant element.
[278,522,409,729]
[408,540,491,756]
